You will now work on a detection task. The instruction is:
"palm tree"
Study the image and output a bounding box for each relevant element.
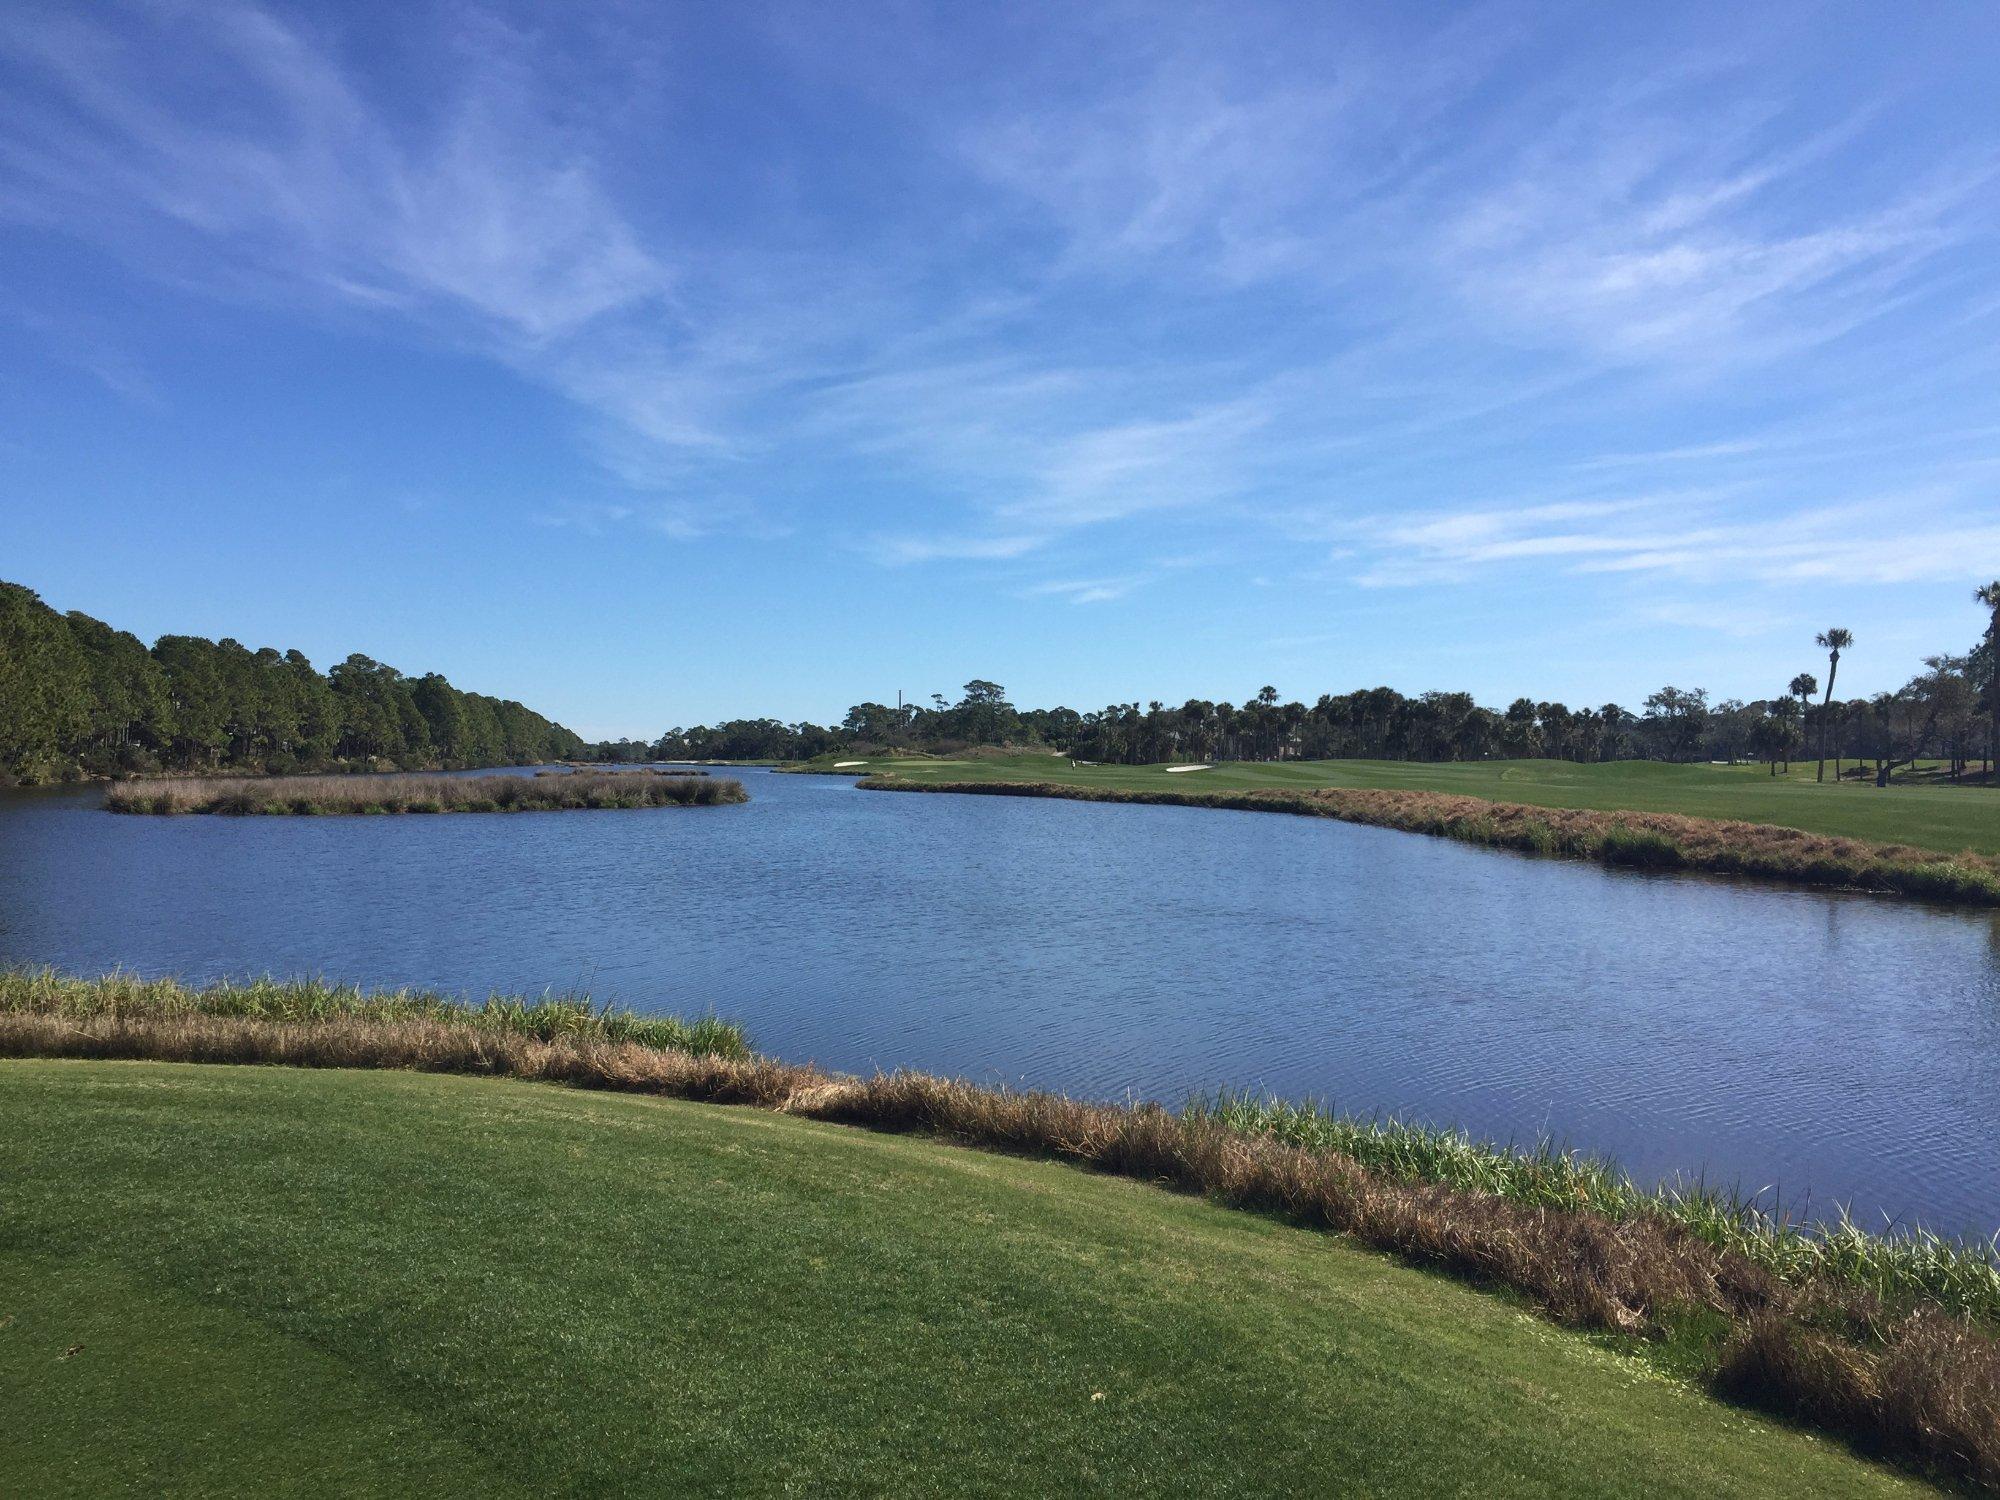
[1786,673,1816,773]
[1814,628,1852,782]
[1979,582,2000,778]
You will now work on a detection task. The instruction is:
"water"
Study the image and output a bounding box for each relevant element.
[4,766,1998,1236]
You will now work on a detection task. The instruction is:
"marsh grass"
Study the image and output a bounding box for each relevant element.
[860,778,2000,906]
[0,970,749,1059]
[104,771,746,815]
[4,969,1996,1484]
[1191,1092,2000,1326]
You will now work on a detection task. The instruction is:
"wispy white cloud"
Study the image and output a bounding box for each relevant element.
[537,499,789,543]
[1,7,670,341]
[1572,439,1771,470]
[1426,71,1998,369]
[1021,576,1149,605]
[1002,401,1270,529]
[2,0,1995,634]
[956,4,1525,287]
[1634,600,1793,639]
[2,302,162,405]
[864,531,1048,566]
[0,4,734,497]
[1013,552,1207,605]
[1347,492,2000,589]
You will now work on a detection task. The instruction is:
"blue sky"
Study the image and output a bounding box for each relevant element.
[3,2,1998,739]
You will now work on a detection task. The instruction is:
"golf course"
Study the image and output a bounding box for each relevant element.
[791,753,2000,857]
[0,1060,1923,1498]
[6,5,1999,1490]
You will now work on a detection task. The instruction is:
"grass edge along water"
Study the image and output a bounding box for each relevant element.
[1191,1090,2000,1325]
[0,1061,1914,1500]
[779,750,2000,855]
[855,775,2000,906]
[3,968,1998,1488]
[0,970,749,1060]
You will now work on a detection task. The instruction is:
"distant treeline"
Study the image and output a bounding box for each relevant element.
[1,580,584,784]
[605,596,2000,779]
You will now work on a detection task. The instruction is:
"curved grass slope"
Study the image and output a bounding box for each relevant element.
[801,753,2000,857]
[0,1062,1916,1499]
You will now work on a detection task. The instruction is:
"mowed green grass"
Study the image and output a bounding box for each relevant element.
[821,753,2000,856]
[0,1063,1919,1498]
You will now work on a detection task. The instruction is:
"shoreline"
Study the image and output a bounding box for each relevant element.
[856,775,2000,907]
[3,968,1996,1487]
[5,1058,1915,1497]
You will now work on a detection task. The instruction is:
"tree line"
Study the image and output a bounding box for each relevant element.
[1,580,585,784]
[627,587,2000,782]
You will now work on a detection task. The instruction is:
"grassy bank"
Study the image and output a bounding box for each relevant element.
[103,770,746,815]
[793,752,2000,856]
[1195,1093,2000,1324]
[1,973,1994,1487]
[853,773,2000,905]
[0,970,750,1059]
[2,1061,1927,1498]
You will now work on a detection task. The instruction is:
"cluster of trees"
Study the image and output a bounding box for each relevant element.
[1730,596,2000,784]
[1,580,585,783]
[17,567,1991,785]
[633,587,2000,781]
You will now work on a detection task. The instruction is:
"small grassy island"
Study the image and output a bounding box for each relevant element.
[102,771,747,816]
[3,971,1995,1494]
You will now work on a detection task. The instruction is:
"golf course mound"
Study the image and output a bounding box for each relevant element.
[0,1061,1921,1497]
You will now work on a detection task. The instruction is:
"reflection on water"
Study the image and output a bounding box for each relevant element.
[2,766,1997,1235]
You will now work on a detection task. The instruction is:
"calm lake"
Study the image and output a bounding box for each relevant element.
[4,765,1998,1236]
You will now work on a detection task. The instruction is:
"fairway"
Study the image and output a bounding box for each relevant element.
[806,754,2000,856]
[0,1062,1921,1498]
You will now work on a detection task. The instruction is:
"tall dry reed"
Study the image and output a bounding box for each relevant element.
[104,771,746,815]
[0,970,749,1058]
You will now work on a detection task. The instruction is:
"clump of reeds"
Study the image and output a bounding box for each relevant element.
[0,970,748,1059]
[103,771,746,815]
[858,778,2000,906]
[1191,1092,2000,1325]
[1715,1311,2000,1486]
[6,968,1998,1485]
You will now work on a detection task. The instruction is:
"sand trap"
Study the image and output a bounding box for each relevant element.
[1165,764,1212,773]
[834,760,867,768]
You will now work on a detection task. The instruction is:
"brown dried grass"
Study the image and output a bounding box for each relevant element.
[103,771,745,815]
[1719,1312,2000,1488]
[5,1007,1995,1485]
[0,1011,810,1105]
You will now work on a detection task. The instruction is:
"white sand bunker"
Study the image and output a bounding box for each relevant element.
[1165,764,1212,773]
[834,760,867,768]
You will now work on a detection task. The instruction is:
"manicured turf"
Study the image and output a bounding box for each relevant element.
[0,1062,1918,1497]
[806,753,2000,855]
